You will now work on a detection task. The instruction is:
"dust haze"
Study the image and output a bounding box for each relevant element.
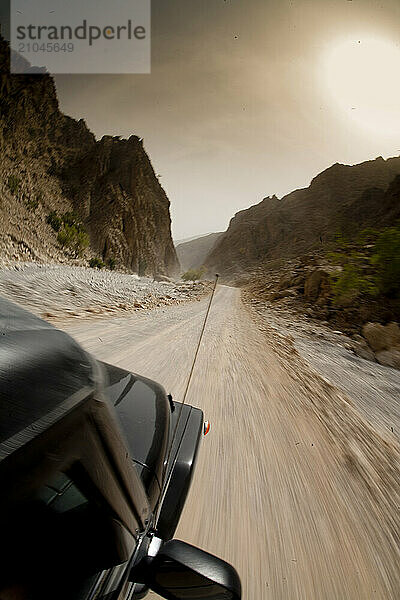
[53,0,400,239]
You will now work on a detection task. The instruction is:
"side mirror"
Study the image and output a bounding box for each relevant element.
[132,539,241,599]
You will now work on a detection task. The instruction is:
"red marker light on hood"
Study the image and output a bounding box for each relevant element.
[203,421,210,436]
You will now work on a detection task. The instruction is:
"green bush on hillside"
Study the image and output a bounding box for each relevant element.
[47,210,89,256]
[25,196,39,211]
[7,175,20,195]
[331,262,378,306]
[181,268,205,281]
[57,223,89,256]
[107,256,116,270]
[62,212,82,229]
[371,227,400,297]
[89,257,105,269]
[330,224,400,305]
[46,211,63,232]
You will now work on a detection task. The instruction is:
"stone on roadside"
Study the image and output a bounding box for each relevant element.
[362,321,400,353]
[353,344,376,362]
[385,322,400,348]
[154,274,173,283]
[375,349,400,369]
[269,289,296,301]
[304,269,330,302]
[362,322,388,352]
[278,273,295,290]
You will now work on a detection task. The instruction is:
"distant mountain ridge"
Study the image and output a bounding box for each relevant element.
[205,156,400,279]
[175,232,216,245]
[176,232,223,272]
[0,37,179,276]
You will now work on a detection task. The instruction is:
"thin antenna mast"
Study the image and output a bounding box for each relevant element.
[168,274,219,458]
[181,273,219,406]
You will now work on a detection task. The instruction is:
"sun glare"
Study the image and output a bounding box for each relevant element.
[323,37,400,136]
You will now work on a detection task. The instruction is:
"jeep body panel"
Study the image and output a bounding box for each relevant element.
[0,297,206,600]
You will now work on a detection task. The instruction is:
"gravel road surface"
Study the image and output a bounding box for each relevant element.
[62,285,400,599]
[248,303,400,443]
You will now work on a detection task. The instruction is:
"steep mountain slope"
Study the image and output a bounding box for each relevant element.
[205,157,400,278]
[61,135,179,275]
[175,232,223,272]
[0,37,179,276]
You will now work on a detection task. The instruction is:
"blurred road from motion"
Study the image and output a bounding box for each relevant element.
[63,285,400,599]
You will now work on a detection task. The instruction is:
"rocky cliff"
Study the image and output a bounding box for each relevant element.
[175,232,222,272]
[0,37,179,276]
[242,175,400,340]
[206,157,400,279]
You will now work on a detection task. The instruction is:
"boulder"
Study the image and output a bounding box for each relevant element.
[277,272,306,291]
[292,274,306,287]
[278,273,295,290]
[153,274,173,283]
[357,348,377,362]
[353,344,376,362]
[362,322,388,352]
[385,322,400,348]
[351,334,376,361]
[362,321,400,352]
[304,269,330,302]
[269,289,294,300]
[375,350,400,369]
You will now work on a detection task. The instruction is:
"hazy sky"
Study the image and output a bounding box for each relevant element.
[51,1,400,239]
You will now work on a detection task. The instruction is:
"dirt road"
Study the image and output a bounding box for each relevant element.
[63,285,400,599]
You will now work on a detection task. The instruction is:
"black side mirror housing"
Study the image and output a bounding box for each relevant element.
[131,539,241,599]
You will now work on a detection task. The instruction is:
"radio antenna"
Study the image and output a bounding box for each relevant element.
[181,273,219,406]
[166,274,219,464]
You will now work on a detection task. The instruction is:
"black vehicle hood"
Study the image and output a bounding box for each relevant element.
[0,297,97,450]
[0,297,170,509]
[100,362,171,505]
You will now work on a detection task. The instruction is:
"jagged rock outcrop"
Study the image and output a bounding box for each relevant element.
[175,232,223,272]
[0,37,179,276]
[61,135,178,275]
[205,157,400,279]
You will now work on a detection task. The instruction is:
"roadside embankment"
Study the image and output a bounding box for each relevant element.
[0,262,211,321]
